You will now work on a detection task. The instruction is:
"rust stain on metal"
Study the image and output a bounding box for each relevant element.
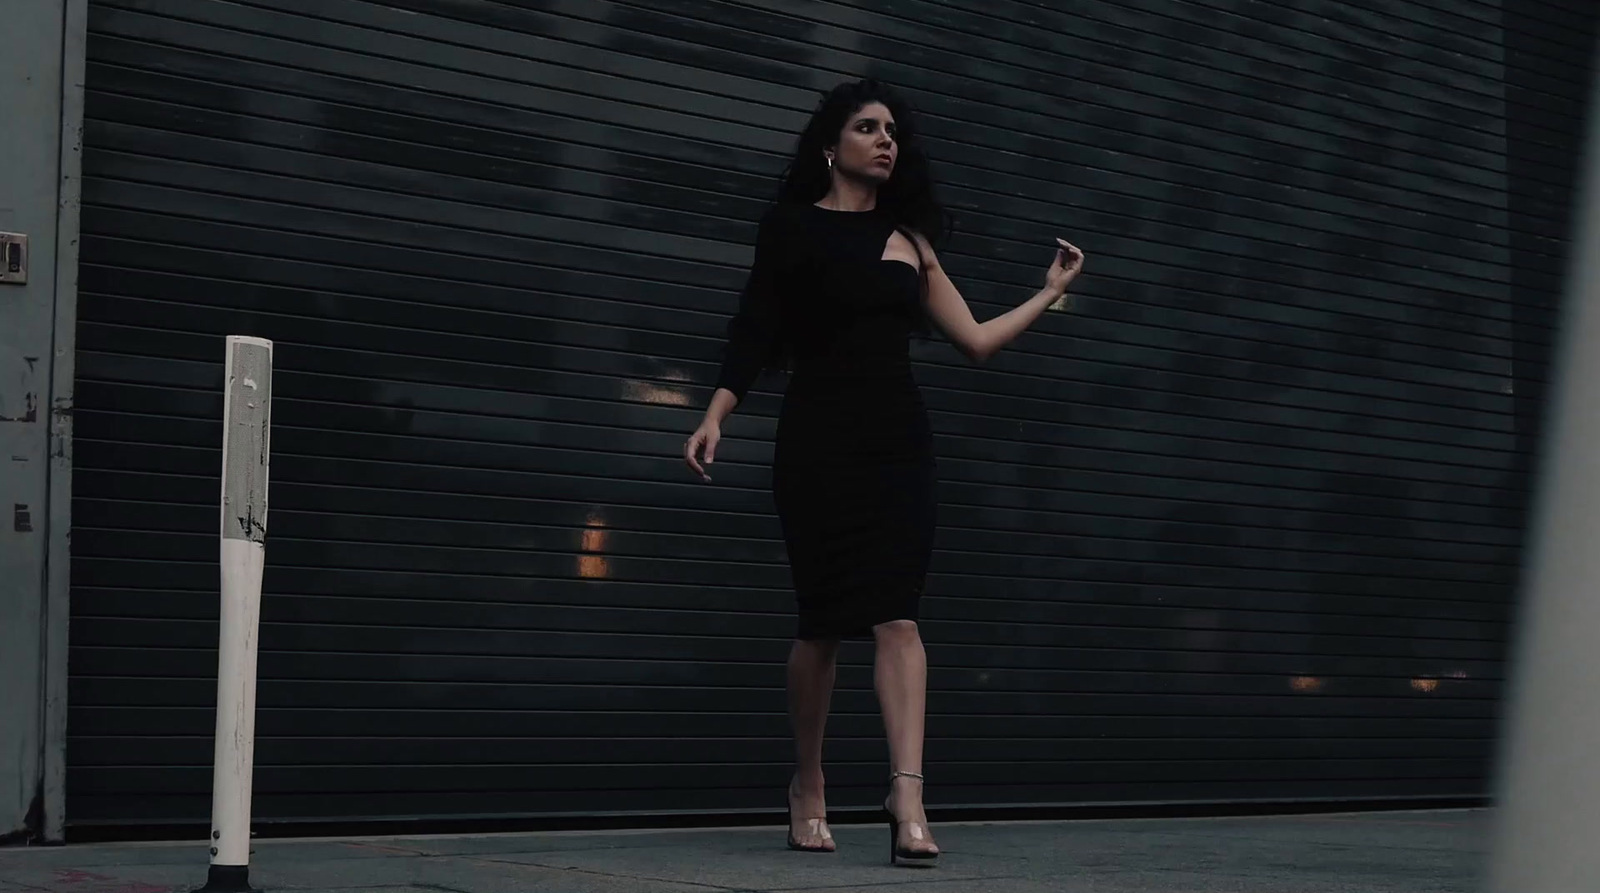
[51,396,74,460]
[0,392,38,423]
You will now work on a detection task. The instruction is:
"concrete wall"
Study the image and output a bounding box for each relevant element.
[1,0,83,843]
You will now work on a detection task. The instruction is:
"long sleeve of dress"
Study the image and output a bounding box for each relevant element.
[713,208,786,403]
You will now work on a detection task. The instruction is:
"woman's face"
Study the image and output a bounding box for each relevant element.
[828,102,898,183]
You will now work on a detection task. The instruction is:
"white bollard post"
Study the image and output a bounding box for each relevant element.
[202,336,272,893]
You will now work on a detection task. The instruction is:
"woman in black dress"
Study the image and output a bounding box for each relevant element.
[684,80,1083,865]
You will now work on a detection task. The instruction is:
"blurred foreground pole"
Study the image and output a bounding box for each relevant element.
[1486,57,1600,893]
[203,336,273,893]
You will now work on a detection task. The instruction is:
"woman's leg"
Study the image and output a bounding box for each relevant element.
[788,636,840,849]
[873,619,939,855]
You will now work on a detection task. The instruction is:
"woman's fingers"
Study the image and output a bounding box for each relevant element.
[684,423,722,482]
[685,431,708,480]
[702,431,718,467]
[1055,238,1084,272]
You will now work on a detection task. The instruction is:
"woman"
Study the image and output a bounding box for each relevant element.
[684,80,1083,865]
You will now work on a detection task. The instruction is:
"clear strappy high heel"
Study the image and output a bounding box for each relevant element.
[884,769,939,865]
[786,777,835,853]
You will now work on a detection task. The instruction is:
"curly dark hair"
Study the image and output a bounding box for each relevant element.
[774,79,950,330]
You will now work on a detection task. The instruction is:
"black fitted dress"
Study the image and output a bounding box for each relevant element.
[715,202,937,640]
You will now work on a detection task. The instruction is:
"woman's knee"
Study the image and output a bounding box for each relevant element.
[872,619,921,643]
[793,636,841,660]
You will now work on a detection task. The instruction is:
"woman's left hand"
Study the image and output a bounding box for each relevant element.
[1046,238,1085,296]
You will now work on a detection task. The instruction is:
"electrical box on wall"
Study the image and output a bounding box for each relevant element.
[1,233,28,285]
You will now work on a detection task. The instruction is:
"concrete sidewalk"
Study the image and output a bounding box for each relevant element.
[0,809,1485,893]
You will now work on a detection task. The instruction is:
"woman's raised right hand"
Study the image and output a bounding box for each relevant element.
[684,420,721,482]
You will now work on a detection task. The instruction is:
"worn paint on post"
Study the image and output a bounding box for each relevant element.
[220,338,271,544]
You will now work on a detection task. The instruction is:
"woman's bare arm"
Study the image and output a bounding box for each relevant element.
[917,235,1083,363]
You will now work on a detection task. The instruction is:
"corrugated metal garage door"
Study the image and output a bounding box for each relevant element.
[68,0,1594,827]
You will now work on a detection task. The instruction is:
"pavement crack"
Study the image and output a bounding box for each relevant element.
[461,854,744,891]
[765,877,1027,891]
[340,842,432,858]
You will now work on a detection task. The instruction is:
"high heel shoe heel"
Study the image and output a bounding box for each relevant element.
[885,770,939,866]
